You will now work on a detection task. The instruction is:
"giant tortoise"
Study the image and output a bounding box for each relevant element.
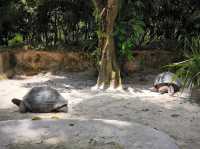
[151,72,182,95]
[12,86,68,113]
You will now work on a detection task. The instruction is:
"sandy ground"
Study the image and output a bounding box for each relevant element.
[0,71,200,149]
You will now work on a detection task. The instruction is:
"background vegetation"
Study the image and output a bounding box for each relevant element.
[0,0,199,51]
[0,0,199,86]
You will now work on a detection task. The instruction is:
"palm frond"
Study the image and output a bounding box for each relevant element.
[167,37,200,88]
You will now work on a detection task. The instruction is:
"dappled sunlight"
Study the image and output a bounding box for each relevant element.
[0,72,198,115]
[20,72,96,93]
[127,86,161,97]
[70,85,189,112]
[0,72,199,149]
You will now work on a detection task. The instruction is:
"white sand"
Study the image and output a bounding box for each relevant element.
[0,72,199,149]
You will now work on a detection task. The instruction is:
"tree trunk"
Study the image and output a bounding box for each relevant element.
[93,0,122,90]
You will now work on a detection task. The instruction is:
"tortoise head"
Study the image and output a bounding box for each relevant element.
[12,98,22,107]
[12,98,27,113]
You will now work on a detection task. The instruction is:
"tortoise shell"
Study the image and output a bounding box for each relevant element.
[154,72,182,89]
[22,86,68,113]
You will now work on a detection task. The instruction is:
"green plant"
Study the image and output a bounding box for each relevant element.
[168,37,200,88]
[115,17,145,61]
[8,33,24,47]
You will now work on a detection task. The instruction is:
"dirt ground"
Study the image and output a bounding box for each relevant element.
[0,71,199,149]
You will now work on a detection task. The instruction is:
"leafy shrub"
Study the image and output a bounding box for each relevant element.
[168,37,200,87]
[8,34,24,47]
[115,17,145,61]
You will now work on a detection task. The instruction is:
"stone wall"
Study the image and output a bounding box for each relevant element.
[0,49,180,78]
[0,51,14,79]
[14,50,95,75]
[122,50,180,74]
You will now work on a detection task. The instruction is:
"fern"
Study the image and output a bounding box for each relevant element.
[168,37,200,88]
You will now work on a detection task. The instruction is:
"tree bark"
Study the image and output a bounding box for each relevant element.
[93,0,122,90]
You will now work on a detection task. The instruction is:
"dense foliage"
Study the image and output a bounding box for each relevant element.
[168,37,200,87]
[0,0,199,87]
[0,0,199,52]
[0,0,95,49]
[116,0,200,52]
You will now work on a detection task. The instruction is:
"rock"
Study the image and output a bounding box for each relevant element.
[0,119,179,149]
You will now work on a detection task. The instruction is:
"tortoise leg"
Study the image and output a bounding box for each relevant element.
[58,104,68,112]
[53,103,68,113]
[158,86,169,94]
[19,101,27,113]
[168,85,175,96]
